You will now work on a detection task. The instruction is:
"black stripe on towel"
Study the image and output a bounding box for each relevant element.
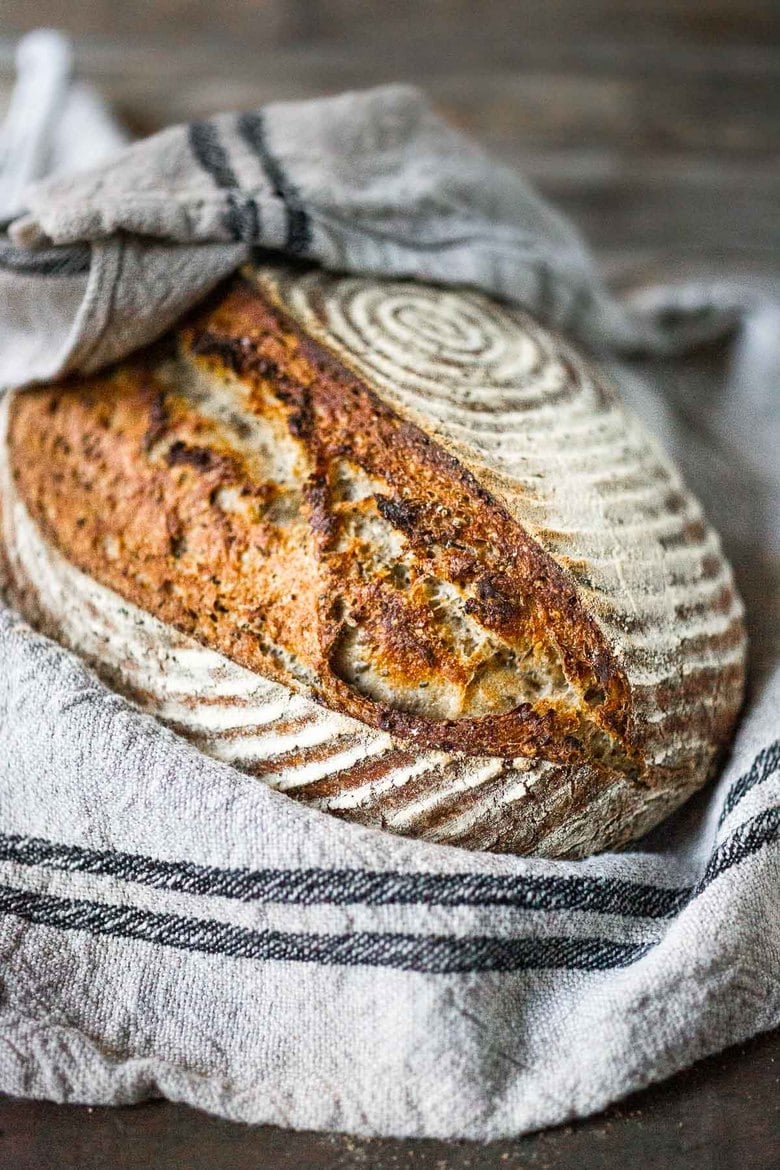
[1,801,776,922]
[0,241,91,276]
[0,833,688,917]
[0,814,775,973]
[189,120,240,189]
[236,111,311,254]
[0,883,649,973]
[188,120,259,243]
[703,806,779,886]
[718,739,779,828]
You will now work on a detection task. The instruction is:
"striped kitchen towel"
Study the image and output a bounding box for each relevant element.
[0,30,778,1140]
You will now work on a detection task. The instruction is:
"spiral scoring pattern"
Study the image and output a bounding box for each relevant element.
[0,269,747,858]
[261,268,746,761]
[294,274,579,425]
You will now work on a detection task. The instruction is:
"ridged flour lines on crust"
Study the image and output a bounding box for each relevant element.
[1,264,746,857]
[259,267,744,755]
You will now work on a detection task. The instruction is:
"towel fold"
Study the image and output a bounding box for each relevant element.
[0,30,777,1141]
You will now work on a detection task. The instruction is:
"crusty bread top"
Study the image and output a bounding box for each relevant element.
[6,264,745,804]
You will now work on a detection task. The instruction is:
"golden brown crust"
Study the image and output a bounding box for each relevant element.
[1,264,748,857]
[8,274,639,773]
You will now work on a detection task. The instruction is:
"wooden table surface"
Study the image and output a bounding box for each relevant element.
[0,3,778,1166]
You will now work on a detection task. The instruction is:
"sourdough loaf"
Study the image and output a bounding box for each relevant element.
[0,264,746,856]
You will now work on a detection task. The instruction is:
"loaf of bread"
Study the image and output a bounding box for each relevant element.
[0,264,746,856]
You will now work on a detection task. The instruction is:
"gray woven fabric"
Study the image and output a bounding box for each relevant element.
[0,32,777,1140]
[1,40,750,390]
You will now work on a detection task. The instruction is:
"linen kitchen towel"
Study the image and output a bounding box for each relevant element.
[0,30,777,1140]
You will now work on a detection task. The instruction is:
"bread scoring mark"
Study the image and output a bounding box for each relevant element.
[2,260,747,857]
[176,274,639,769]
[0,233,747,859]
[6,274,638,773]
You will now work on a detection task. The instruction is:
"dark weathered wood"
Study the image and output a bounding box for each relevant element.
[1,18,776,272]
[1,1,779,45]
[2,27,776,159]
[0,1029,778,1169]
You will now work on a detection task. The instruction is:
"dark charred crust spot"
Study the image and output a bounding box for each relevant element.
[304,473,335,539]
[143,389,170,452]
[477,576,508,603]
[191,330,249,376]
[584,686,606,705]
[329,599,347,623]
[251,355,281,380]
[375,495,421,532]
[229,412,253,439]
[462,575,521,630]
[192,325,289,389]
[257,370,314,441]
[376,708,395,733]
[165,440,217,471]
[287,405,312,440]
